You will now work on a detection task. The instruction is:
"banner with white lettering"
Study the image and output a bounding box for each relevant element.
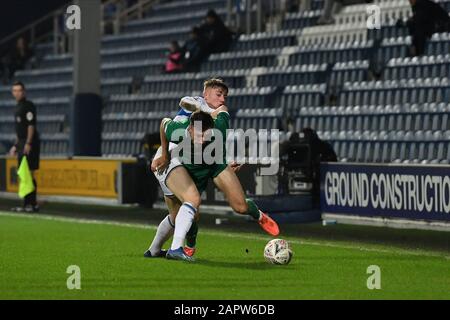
[320,163,450,221]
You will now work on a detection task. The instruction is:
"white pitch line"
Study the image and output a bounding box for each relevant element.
[1,211,449,260]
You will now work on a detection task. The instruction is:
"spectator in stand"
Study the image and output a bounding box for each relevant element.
[4,37,33,80]
[164,41,184,73]
[199,9,233,54]
[129,76,143,94]
[182,27,208,72]
[397,0,450,56]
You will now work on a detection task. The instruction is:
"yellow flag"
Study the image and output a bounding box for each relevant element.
[17,156,35,198]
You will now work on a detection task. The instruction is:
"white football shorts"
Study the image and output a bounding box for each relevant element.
[153,143,183,197]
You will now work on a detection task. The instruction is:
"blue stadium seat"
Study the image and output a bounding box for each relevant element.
[279,84,326,116]
[122,8,226,33]
[282,10,321,30]
[257,63,328,87]
[329,60,368,92]
[290,40,374,65]
[102,26,191,50]
[235,30,300,51]
[2,0,449,160]
[375,36,410,66]
[227,87,277,111]
[426,33,450,56]
[202,49,281,72]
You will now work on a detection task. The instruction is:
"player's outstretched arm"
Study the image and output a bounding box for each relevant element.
[179,96,201,112]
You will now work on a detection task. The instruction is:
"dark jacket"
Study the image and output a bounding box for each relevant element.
[200,20,233,54]
[182,36,207,70]
[407,0,450,37]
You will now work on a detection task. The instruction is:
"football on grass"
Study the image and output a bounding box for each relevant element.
[264,239,293,265]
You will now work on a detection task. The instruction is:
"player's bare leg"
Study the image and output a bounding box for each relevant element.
[213,166,280,236]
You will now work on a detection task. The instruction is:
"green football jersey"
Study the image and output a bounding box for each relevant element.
[163,111,230,192]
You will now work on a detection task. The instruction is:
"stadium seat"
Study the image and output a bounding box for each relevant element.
[257,63,328,87]
[279,84,326,116]
[2,0,449,162]
[202,49,281,72]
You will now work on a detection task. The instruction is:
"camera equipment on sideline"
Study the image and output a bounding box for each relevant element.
[281,128,337,203]
[134,132,161,207]
[141,132,161,170]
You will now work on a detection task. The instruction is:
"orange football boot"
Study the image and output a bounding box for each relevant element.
[258,211,280,236]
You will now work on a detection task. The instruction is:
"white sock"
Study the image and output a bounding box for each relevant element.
[171,202,196,250]
[149,215,175,255]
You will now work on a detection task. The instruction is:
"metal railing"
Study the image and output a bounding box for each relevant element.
[0,0,159,57]
[101,0,160,35]
[0,5,66,56]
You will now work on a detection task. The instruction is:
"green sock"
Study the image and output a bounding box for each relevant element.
[186,221,198,248]
[246,199,261,220]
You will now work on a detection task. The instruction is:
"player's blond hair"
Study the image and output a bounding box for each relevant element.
[203,78,228,94]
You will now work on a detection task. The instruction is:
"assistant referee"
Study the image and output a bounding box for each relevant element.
[9,81,40,212]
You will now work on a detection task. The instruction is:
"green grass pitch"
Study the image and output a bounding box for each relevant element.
[0,212,449,299]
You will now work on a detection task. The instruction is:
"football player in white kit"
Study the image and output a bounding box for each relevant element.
[144,78,279,261]
[144,79,230,258]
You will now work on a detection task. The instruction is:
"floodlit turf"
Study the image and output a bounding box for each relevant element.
[0,212,449,300]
